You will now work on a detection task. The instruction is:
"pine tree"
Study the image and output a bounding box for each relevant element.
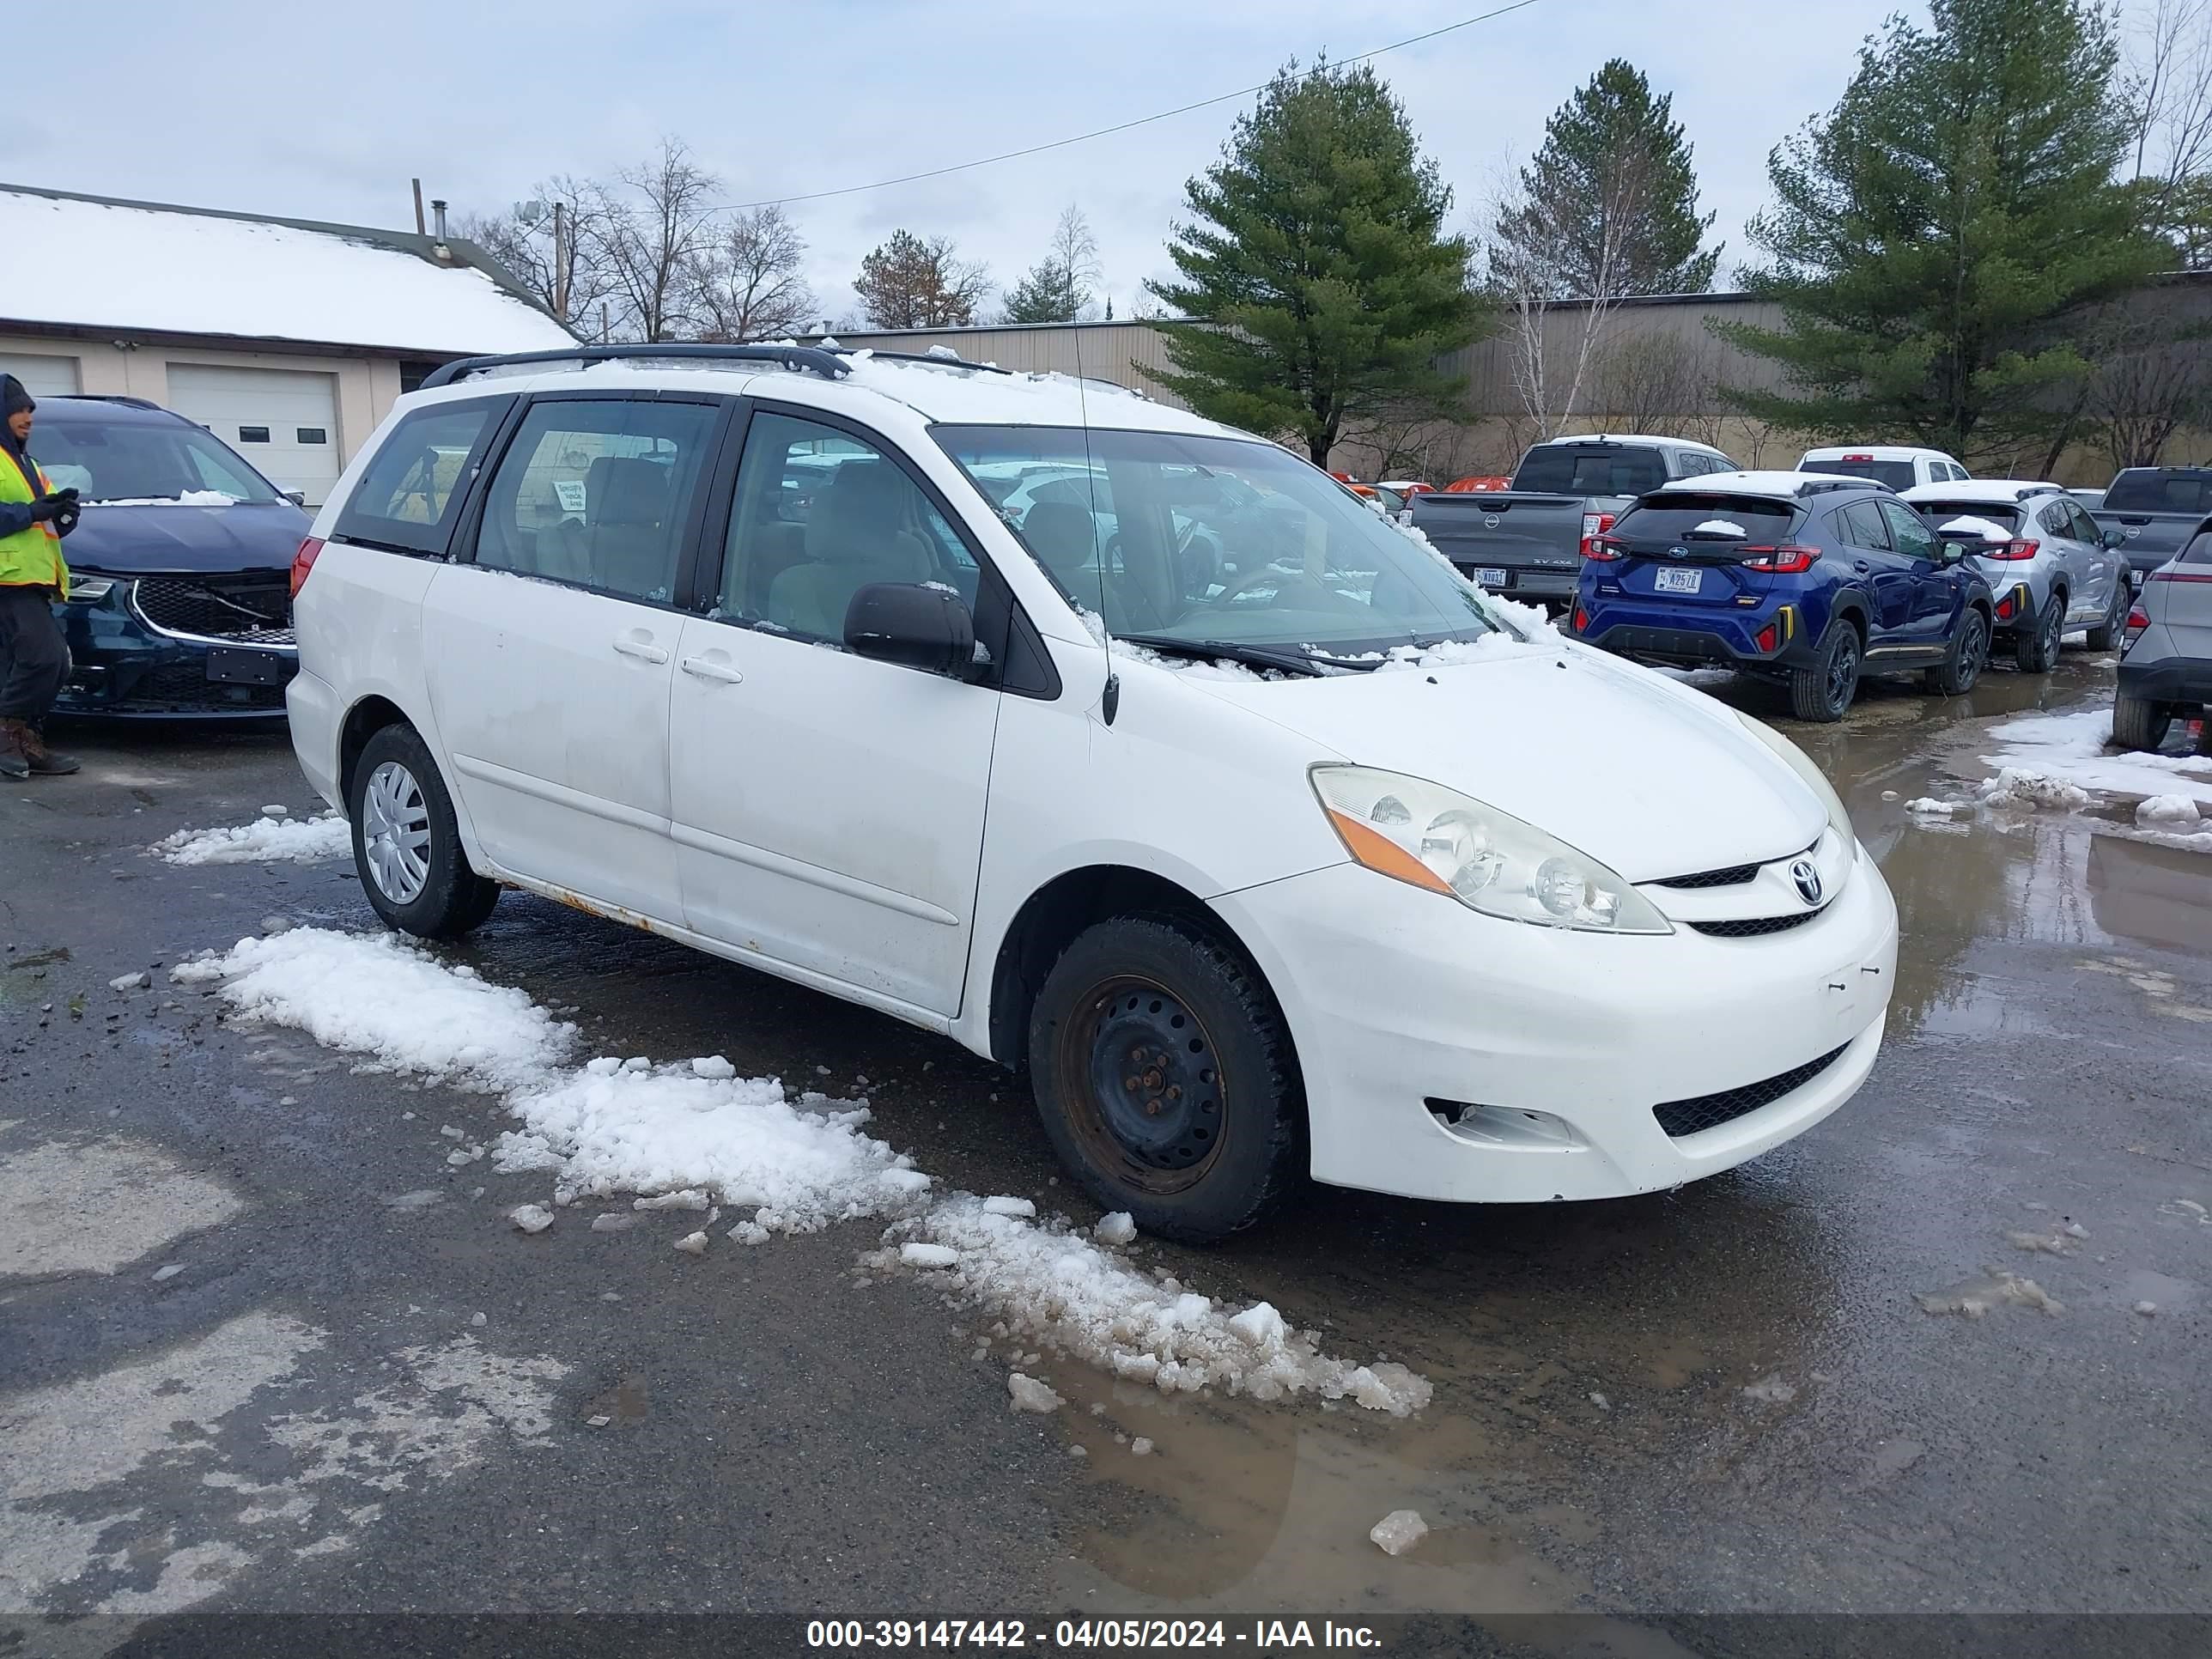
[854,230,991,329]
[1146,60,1481,465]
[1492,59,1720,298]
[1717,0,2172,464]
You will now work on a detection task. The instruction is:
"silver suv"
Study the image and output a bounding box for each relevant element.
[2114,523,2212,750]
[1904,480,2131,672]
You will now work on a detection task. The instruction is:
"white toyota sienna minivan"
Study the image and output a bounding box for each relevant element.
[287,344,1898,1242]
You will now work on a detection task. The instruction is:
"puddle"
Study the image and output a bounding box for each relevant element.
[2087,835,2212,954]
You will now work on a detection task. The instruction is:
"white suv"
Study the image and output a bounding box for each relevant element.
[287,344,1898,1241]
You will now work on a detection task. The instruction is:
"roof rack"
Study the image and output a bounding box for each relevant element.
[420,342,851,390]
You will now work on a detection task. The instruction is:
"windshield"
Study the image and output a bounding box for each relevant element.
[2104,471,2212,514]
[1807,457,1917,491]
[30,412,282,504]
[1512,445,1668,495]
[934,425,1508,659]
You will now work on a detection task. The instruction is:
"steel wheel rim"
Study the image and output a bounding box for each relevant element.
[362,760,432,905]
[1058,974,1228,1195]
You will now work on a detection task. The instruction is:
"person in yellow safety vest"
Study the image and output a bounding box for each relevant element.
[0,374,81,777]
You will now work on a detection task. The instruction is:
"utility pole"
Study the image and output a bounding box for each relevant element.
[599,301,610,343]
[410,178,426,236]
[551,200,568,321]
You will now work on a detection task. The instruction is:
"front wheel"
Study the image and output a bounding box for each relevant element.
[1027,916,1304,1243]
[2111,690,2172,753]
[349,724,500,939]
[1790,623,1862,722]
[1925,610,1990,696]
[2014,595,2063,672]
[2085,581,2130,652]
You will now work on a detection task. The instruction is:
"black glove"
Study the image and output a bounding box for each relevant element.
[45,488,78,507]
[26,498,55,523]
[53,503,79,536]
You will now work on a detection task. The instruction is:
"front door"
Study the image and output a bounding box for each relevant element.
[1836,499,1915,641]
[1880,499,1959,643]
[669,407,1002,1018]
[423,392,725,921]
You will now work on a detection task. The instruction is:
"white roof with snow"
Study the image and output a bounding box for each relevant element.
[1899,479,2063,504]
[0,188,576,357]
[1651,470,1869,498]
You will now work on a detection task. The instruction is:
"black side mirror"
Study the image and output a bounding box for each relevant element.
[844,581,978,679]
[283,490,307,507]
[2102,526,2126,550]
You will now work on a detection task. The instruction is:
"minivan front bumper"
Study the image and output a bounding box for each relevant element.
[1212,844,1897,1204]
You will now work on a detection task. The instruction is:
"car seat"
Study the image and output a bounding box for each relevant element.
[586,457,675,598]
[766,460,933,639]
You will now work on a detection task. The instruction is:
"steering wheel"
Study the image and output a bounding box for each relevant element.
[1206,564,1362,614]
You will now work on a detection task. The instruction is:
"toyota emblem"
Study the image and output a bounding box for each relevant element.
[1484,514,1500,529]
[1790,858,1823,906]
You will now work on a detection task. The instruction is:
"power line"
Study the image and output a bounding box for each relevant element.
[718,0,1550,213]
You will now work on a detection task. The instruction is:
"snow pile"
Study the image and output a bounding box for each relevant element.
[2137,794,2203,827]
[1691,520,1747,538]
[1906,797,1970,818]
[1938,516,2011,543]
[171,928,570,1093]
[872,1195,1432,1415]
[1370,1510,1429,1556]
[155,813,350,866]
[88,489,243,508]
[180,927,1429,1416]
[1983,708,2212,807]
[1977,768,2092,810]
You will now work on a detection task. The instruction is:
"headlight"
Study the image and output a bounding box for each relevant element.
[1310,764,1672,934]
[1732,712,1851,842]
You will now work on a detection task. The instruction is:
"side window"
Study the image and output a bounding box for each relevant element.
[1838,500,1893,550]
[335,398,509,555]
[2067,502,2101,543]
[716,410,978,644]
[2181,530,2212,565]
[1881,499,1940,561]
[472,398,718,604]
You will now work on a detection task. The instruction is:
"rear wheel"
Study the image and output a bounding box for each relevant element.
[2085,581,2130,652]
[349,725,500,939]
[1924,609,1990,696]
[1790,623,1862,722]
[2014,595,2063,672]
[1027,915,1303,1243]
[2112,690,2172,753]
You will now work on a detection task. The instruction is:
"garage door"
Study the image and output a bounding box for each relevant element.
[166,364,341,506]
[0,353,82,398]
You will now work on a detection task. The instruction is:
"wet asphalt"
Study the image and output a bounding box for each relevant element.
[1,646,2208,1655]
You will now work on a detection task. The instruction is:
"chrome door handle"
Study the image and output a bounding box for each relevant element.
[612,636,670,665]
[680,654,745,684]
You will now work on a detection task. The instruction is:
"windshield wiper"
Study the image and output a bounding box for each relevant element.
[1114,634,1340,678]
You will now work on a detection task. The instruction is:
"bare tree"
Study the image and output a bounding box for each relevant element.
[854,230,992,329]
[455,178,611,330]
[692,204,816,343]
[2129,0,2212,264]
[2085,296,2212,468]
[1589,331,1725,440]
[592,139,725,343]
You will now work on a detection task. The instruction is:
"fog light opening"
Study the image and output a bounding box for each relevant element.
[1425,1099,1583,1150]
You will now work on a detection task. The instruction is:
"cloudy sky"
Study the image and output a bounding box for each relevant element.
[27,1,1930,325]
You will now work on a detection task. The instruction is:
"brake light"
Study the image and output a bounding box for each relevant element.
[2128,602,2148,629]
[1579,512,1614,558]
[1583,535,1625,562]
[2148,568,2212,582]
[1980,539,2039,562]
[1756,622,1779,651]
[1739,544,1818,574]
[1572,606,1589,632]
[1843,453,1874,462]
[290,537,324,599]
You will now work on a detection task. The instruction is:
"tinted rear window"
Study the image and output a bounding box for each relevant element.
[1808,458,1917,490]
[1915,501,2021,532]
[1610,495,1796,539]
[2182,528,2212,565]
[2104,471,2212,514]
[1512,446,1668,495]
[334,396,513,556]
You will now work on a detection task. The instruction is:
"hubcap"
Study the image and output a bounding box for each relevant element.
[362,760,432,905]
[1066,976,1226,1191]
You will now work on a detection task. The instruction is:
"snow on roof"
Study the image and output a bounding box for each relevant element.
[1899,479,2060,503]
[0,187,576,357]
[836,352,1228,432]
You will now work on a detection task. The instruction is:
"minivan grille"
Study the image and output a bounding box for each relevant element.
[1654,861,1759,890]
[1689,911,1824,939]
[132,577,294,643]
[1653,1043,1850,1138]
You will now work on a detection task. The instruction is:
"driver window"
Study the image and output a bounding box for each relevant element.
[1880,499,1940,561]
[1838,501,1893,550]
[718,411,975,643]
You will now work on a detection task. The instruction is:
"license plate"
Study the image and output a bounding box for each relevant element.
[1654,568,1704,594]
[1473,567,1509,588]
[205,647,296,688]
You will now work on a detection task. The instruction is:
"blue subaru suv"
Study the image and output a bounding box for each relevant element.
[1571,471,1996,720]
[35,396,313,718]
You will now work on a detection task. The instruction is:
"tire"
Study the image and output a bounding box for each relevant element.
[2085,582,2129,653]
[2111,690,2172,753]
[1924,609,1990,696]
[1789,622,1862,722]
[2014,594,2063,673]
[1027,915,1303,1243]
[348,724,500,939]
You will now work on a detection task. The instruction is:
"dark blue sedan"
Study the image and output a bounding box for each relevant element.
[35,396,312,717]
